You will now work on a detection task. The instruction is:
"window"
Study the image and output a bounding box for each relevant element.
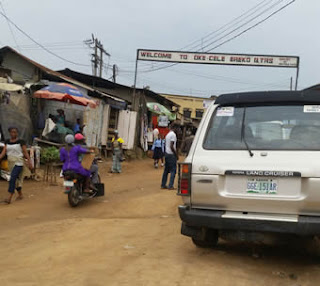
[196,109,204,118]
[203,105,320,150]
[183,108,192,119]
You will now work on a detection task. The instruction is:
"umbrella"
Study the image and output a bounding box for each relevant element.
[146,102,176,121]
[34,83,97,108]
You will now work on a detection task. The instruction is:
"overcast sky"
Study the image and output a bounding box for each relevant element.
[0,0,318,97]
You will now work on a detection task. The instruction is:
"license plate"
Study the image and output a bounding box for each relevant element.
[64,181,74,187]
[246,178,278,194]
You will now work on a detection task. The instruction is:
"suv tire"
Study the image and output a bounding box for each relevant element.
[192,229,219,248]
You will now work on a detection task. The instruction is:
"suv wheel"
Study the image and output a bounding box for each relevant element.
[192,229,219,248]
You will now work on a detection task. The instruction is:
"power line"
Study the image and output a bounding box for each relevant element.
[0,0,21,52]
[107,1,290,76]
[16,41,84,48]
[201,0,288,51]
[177,0,274,51]
[166,68,290,88]
[140,0,295,73]
[207,0,295,52]
[0,10,90,67]
[135,0,278,71]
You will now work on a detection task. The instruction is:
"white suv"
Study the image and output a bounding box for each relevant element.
[178,91,320,248]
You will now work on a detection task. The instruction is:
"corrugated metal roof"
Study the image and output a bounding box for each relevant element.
[0,46,125,103]
[58,68,179,108]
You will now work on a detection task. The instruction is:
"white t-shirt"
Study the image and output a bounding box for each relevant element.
[165,130,177,155]
[5,139,26,166]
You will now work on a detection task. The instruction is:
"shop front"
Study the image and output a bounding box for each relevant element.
[146,102,176,148]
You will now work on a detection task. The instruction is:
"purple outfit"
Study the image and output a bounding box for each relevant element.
[60,145,90,177]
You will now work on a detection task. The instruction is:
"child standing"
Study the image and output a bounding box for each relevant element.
[152,135,164,168]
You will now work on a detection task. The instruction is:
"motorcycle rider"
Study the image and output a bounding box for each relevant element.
[60,134,94,193]
[74,133,99,184]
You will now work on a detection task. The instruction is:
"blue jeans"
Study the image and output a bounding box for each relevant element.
[161,154,177,188]
[8,165,23,194]
[112,149,122,173]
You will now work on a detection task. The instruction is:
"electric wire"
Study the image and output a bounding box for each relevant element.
[176,0,274,51]
[0,10,91,67]
[138,0,294,73]
[0,0,21,52]
[135,0,280,71]
[206,0,295,52]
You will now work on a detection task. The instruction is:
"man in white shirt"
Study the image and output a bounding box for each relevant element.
[161,122,179,190]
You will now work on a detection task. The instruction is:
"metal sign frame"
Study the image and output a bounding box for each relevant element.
[133,49,300,107]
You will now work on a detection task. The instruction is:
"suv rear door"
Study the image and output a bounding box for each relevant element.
[190,104,320,216]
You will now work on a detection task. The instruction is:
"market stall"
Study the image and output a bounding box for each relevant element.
[33,82,97,144]
[146,102,176,148]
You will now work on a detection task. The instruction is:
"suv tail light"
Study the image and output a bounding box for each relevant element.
[178,163,192,196]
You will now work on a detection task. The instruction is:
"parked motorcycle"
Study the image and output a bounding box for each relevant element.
[63,170,104,207]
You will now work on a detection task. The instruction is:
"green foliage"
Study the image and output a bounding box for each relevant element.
[41,147,60,164]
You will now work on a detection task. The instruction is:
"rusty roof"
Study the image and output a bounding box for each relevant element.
[0,46,125,103]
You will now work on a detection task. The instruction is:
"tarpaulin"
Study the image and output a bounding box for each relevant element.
[0,103,33,143]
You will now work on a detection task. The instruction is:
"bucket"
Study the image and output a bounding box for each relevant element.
[0,159,8,171]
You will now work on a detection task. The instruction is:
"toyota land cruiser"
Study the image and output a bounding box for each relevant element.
[178,90,320,248]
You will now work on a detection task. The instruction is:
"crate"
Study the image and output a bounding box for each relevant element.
[95,183,105,197]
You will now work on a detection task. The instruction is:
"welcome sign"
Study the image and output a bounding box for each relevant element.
[137,49,299,68]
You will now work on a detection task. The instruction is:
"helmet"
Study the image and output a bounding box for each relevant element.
[65,134,75,144]
[75,133,84,141]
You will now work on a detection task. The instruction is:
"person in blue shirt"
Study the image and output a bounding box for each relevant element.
[73,118,81,134]
[151,135,165,168]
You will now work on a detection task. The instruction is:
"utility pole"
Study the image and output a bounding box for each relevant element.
[84,34,110,78]
[94,38,98,77]
[112,64,118,83]
[99,46,103,77]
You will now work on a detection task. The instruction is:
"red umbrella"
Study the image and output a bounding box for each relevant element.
[34,83,97,108]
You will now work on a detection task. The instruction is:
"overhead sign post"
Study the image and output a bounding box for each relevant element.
[132,49,300,108]
[137,50,299,68]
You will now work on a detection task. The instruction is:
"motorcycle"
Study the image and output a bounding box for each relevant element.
[63,170,104,207]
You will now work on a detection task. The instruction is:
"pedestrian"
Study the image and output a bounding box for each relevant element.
[152,134,164,168]
[153,127,159,140]
[0,127,33,204]
[111,130,124,173]
[56,109,65,126]
[73,118,81,134]
[181,129,195,156]
[161,123,179,190]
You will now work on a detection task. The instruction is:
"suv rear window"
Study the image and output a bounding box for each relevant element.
[203,105,320,150]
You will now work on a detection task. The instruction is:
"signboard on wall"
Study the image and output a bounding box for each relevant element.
[158,115,169,127]
[137,49,299,68]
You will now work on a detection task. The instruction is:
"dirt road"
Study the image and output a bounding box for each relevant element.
[0,159,320,286]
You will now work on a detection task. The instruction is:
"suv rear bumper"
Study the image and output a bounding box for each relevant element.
[179,205,320,236]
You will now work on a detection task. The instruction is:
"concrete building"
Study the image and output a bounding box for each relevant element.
[162,93,215,120]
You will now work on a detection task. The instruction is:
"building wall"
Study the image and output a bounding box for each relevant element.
[98,86,132,103]
[162,94,212,119]
[1,51,39,83]
[83,99,104,147]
